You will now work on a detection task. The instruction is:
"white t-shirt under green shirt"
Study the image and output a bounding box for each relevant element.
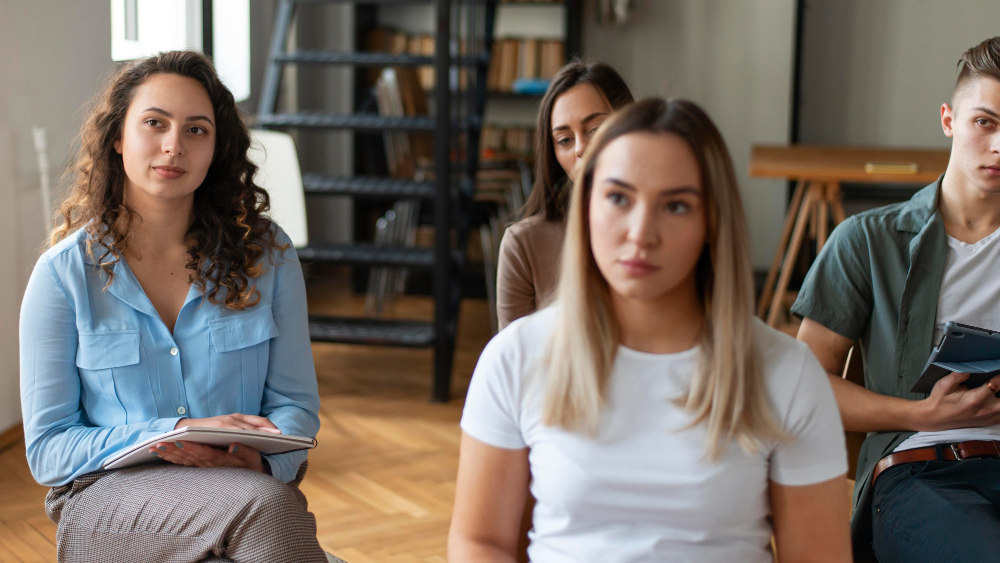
[896,226,1000,452]
[460,307,847,563]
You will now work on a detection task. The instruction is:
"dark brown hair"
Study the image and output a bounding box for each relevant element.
[954,37,1000,102]
[522,59,634,222]
[53,50,283,310]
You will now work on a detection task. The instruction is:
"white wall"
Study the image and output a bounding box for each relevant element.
[582,0,798,269]
[0,1,114,433]
[799,0,1000,148]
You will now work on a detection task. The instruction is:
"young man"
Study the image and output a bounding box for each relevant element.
[794,36,1000,563]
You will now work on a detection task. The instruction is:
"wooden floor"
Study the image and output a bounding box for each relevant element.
[0,270,493,562]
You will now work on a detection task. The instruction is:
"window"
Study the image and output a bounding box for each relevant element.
[110,0,250,102]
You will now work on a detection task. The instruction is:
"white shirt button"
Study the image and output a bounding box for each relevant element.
[177,406,187,415]
[170,347,179,356]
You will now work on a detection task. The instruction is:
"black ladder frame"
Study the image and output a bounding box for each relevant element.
[257,0,496,402]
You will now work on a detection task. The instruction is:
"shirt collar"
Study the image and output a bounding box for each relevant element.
[82,233,205,317]
[894,175,943,233]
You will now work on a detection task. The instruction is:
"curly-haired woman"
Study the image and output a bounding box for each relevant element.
[19,51,327,562]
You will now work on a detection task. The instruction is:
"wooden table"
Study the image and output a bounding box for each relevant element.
[750,145,950,327]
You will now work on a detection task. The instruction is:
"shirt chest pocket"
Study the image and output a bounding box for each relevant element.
[76,330,141,424]
[208,306,279,412]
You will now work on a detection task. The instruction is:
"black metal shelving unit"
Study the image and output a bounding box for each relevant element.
[257,0,497,402]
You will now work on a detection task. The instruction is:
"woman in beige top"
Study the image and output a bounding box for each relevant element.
[496,60,634,329]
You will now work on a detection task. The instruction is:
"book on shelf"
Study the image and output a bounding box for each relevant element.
[539,39,565,80]
[480,124,535,159]
[407,34,436,91]
[375,67,433,178]
[368,29,477,91]
[490,38,565,93]
[365,27,565,95]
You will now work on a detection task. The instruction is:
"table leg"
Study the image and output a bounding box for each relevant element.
[757,180,807,318]
[767,182,819,327]
[817,194,830,253]
[829,182,846,224]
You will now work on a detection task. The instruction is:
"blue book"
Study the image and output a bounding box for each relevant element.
[511,78,551,96]
[911,321,1000,393]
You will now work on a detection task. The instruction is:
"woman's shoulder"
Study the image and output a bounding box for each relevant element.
[752,318,814,373]
[249,222,300,273]
[471,307,557,405]
[500,215,566,266]
[483,306,558,361]
[504,215,565,242]
[39,228,95,270]
[751,318,833,412]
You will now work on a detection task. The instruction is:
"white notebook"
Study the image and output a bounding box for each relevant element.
[103,427,317,470]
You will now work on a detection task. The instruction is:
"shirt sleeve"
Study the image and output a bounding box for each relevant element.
[20,255,181,487]
[496,228,538,331]
[259,229,322,484]
[790,215,873,341]
[460,326,527,450]
[768,346,848,486]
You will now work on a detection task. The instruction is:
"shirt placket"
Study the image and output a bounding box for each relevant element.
[107,259,194,419]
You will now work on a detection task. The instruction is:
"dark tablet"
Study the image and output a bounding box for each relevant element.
[911,321,1000,394]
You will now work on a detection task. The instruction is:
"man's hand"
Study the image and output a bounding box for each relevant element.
[151,441,266,473]
[798,317,1000,433]
[174,414,281,433]
[916,371,1000,431]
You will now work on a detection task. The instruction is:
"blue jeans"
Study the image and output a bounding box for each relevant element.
[871,458,1000,563]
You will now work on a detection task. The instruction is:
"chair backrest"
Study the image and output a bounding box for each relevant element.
[247,129,308,248]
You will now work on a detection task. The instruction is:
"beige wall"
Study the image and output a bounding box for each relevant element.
[0,1,114,433]
[799,0,1000,148]
[582,0,798,269]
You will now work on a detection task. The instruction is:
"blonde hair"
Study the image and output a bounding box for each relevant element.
[541,98,784,458]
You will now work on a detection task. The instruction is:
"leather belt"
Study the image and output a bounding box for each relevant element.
[872,440,1000,486]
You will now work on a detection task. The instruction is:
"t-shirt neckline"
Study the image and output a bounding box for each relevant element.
[617,343,700,361]
[946,224,1000,252]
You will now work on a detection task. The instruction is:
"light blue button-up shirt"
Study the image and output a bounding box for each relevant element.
[19,225,320,486]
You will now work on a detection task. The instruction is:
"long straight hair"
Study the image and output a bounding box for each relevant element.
[542,98,783,458]
[522,59,634,222]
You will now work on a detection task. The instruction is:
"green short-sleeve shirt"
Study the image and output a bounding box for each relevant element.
[791,179,948,559]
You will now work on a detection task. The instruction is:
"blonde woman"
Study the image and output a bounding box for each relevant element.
[449,99,852,562]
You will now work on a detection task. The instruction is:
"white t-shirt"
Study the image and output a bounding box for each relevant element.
[896,227,1000,452]
[460,308,847,563]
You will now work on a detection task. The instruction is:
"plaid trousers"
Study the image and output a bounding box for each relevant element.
[45,461,328,563]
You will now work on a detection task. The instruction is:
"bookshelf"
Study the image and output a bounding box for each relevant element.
[485,0,581,162]
[367,1,581,163]
[340,1,579,326]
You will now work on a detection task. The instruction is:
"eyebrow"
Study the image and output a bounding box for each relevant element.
[551,112,609,132]
[143,107,215,127]
[971,106,1000,119]
[605,178,700,196]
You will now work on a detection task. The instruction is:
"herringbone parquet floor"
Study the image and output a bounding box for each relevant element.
[0,268,492,562]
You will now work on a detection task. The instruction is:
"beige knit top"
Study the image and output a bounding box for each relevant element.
[495,215,566,330]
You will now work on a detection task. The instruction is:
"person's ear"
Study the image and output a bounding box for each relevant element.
[941,102,956,138]
[113,138,123,154]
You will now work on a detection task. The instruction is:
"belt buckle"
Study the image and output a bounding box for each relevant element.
[949,441,1000,461]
